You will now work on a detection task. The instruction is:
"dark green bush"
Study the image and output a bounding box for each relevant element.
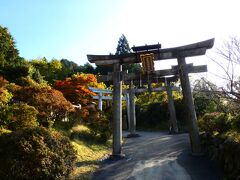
[201,133,240,180]
[8,103,39,130]
[136,102,169,130]
[135,99,187,131]
[87,110,112,142]
[193,92,217,117]
[198,112,230,134]
[0,127,76,179]
[231,113,240,132]
[214,113,231,133]
[53,111,82,132]
[198,113,217,133]
[0,103,38,130]
[174,99,188,131]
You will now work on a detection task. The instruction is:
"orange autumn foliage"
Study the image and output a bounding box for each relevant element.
[0,76,8,88]
[54,73,106,123]
[11,85,74,122]
[54,73,105,105]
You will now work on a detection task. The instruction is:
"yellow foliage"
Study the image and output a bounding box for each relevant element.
[0,88,12,107]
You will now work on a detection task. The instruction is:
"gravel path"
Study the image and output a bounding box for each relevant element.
[91,131,221,180]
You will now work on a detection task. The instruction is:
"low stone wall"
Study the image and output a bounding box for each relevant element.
[200,133,240,180]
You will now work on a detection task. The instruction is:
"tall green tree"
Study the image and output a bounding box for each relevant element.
[78,62,95,74]
[0,25,31,82]
[115,34,131,55]
[59,59,78,78]
[29,58,63,85]
[115,34,141,73]
[0,26,19,68]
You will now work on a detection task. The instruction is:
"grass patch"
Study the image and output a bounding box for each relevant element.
[70,125,111,180]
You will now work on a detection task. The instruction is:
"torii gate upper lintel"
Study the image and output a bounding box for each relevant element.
[87,38,214,65]
[87,38,215,157]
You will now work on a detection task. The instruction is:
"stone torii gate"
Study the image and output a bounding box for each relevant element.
[128,75,180,134]
[115,75,179,136]
[125,80,180,136]
[89,87,113,111]
[89,83,179,135]
[87,38,214,157]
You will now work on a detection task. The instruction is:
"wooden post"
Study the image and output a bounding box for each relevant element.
[177,57,201,154]
[112,63,123,157]
[166,83,179,133]
[129,82,136,135]
[98,92,103,111]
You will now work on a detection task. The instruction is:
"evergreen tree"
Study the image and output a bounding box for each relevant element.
[0,26,19,68]
[115,34,131,55]
[115,34,141,73]
[0,26,33,83]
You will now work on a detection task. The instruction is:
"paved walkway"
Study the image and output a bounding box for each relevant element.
[92,131,221,180]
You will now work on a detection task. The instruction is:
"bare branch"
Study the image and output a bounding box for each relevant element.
[207,55,232,82]
[208,37,240,104]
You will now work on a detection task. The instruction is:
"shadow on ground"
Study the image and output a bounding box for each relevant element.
[91,131,221,180]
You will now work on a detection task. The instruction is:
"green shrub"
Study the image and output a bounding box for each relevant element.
[225,130,240,143]
[0,127,76,179]
[201,133,240,180]
[198,112,230,134]
[8,103,39,130]
[198,113,215,133]
[87,110,112,142]
[193,92,217,117]
[0,128,11,135]
[230,113,240,132]
[0,103,38,130]
[53,112,81,132]
[136,100,187,131]
[0,87,12,107]
[136,102,169,130]
[214,113,231,133]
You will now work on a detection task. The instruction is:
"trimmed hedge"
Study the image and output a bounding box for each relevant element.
[0,127,76,179]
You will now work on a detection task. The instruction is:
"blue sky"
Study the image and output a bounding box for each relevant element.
[1,0,240,83]
[0,0,127,63]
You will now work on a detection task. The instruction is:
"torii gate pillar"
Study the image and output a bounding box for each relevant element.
[112,63,123,157]
[166,84,179,133]
[178,57,201,154]
[98,92,103,111]
[129,82,136,135]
